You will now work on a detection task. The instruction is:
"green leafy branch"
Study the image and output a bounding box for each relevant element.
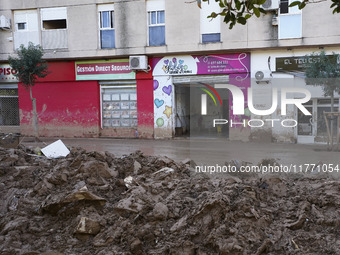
[194,0,340,29]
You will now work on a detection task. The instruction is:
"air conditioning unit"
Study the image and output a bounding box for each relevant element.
[254,70,272,84]
[262,0,279,10]
[0,15,11,29]
[129,55,148,70]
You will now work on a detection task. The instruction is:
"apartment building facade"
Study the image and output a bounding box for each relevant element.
[0,0,340,142]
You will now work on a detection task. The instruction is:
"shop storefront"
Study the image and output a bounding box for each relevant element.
[276,54,340,143]
[251,50,340,143]
[18,59,154,138]
[75,59,138,137]
[0,64,20,133]
[151,53,251,140]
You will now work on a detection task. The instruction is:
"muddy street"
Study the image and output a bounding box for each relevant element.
[22,137,340,166]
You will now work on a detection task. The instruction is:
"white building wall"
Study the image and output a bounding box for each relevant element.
[1,0,340,60]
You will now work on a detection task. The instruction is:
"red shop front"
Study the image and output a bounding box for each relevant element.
[19,59,154,138]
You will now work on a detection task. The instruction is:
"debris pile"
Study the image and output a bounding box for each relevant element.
[1,145,340,254]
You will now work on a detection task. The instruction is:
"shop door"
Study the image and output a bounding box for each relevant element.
[0,87,20,126]
[297,100,316,143]
[316,99,339,141]
[173,75,230,138]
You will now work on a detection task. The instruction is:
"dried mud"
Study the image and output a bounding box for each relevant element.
[1,146,340,254]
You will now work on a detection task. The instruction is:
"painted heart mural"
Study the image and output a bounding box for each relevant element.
[162,85,172,96]
[153,80,159,91]
[154,98,164,108]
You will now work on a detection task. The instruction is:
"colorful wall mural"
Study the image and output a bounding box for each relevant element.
[152,53,251,138]
[153,76,174,137]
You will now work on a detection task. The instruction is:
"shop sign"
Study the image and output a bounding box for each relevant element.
[0,64,18,82]
[276,55,340,71]
[75,59,135,80]
[152,53,250,76]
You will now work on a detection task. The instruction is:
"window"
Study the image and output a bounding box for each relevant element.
[101,86,137,128]
[200,0,221,43]
[147,0,165,46]
[17,22,26,30]
[279,0,302,39]
[98,4,115,49]
[40,7,68,49]
[202,33,221,43]
[280,0,289,14]
[13,10,39,48]
[43,20,67,30]
[41,7,67,30]
[148,10,165,46]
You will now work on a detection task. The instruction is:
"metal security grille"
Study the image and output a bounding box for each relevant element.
[101,85,137,128]
[0,88,19,126]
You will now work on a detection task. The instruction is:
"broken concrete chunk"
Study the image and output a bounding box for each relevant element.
[75,217,101,235]
[63,190,106,204]
[134,161,142,175]
[80,161,117,179]
[114,196,144,215]
[156,156,173,166]
[114,186,147,216]
[152,202,168,220]
[41,189,106,214]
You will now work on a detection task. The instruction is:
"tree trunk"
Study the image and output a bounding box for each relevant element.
[29,86,39,138]
[330,91,334,150]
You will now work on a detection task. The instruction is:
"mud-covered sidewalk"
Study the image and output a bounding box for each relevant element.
[1,144,340,254]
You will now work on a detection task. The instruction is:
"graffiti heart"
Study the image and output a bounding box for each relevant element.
[153,80,159,91]
[154,99,164,108]
[162,85,172,96]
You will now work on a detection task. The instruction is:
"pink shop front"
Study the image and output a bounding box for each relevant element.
[151,53,251,140]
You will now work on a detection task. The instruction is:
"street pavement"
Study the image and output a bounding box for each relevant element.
[21,137,340,167]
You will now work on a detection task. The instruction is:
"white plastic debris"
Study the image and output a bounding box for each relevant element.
[41,139,70,159]
[124,176,134,188]
[153,167,175,175]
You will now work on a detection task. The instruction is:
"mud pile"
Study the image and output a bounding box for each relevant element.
[1,145,340,254]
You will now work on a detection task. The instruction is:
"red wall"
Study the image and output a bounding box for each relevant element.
[136,66,154,138]
[39,61,75,82]
[19,80,100,137]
